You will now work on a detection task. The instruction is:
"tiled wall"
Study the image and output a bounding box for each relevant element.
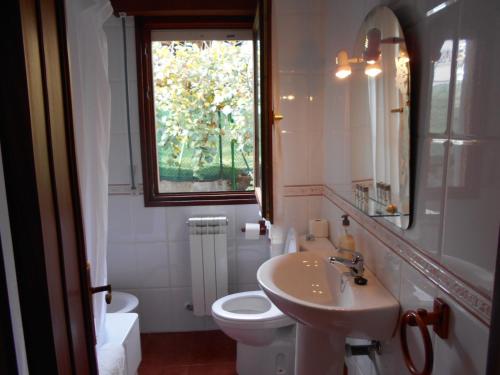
[322,195,490,374]
[317,0,498,374]
[107,194,267,332]
[105,18,269,333]
[104,1,497,371]
[274,0,325,233]
[103,8,326,333]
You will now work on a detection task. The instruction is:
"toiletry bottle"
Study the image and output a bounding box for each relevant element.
[338,214,355,252]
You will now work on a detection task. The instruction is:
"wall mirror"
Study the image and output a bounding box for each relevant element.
[335,6,411,229]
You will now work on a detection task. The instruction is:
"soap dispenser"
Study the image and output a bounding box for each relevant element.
[338,214,355,252]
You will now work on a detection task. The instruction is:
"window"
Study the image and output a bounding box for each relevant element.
[136,9,272,217]
[151,29,255,194]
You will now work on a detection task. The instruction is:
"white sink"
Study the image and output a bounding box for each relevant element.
[257,248,399,375]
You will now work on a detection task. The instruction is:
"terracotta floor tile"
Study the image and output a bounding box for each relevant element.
[139,365,190,375]
[187,363,237,375]
[138,331,236,374]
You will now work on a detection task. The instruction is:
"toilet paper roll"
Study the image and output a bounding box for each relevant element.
[244,223,261,240]
[308,219,329,238]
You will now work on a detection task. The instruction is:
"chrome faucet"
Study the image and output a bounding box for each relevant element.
[329,248,365,278]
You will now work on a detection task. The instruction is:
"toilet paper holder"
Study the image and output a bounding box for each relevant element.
[241,219,267,235]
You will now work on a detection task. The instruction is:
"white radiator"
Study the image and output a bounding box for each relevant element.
[188,216,228,316]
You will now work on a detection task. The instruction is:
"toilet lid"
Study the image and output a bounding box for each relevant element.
[212,290,294,329]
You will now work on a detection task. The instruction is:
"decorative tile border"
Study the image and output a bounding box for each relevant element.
[110,183,324,197]
[322,184,492,326]
[283,184,324,197]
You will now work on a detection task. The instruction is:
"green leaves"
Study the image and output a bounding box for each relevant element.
[152,40,254,178]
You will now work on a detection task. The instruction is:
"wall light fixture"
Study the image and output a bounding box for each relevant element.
[335,28,407,80]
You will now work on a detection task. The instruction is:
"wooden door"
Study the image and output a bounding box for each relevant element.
[0,0,97,373]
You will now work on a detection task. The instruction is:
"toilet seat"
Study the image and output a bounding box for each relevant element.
[212,290,293,330]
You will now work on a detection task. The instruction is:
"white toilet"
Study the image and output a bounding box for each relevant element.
[211,229,299,375]
[212,290,294,346]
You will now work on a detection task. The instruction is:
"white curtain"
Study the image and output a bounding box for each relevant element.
[65,0,113,346]
[367,44,401,207]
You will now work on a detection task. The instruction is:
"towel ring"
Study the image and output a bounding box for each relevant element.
[400,298,450,375]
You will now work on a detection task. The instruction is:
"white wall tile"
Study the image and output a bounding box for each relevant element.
[320,196,345,240]
[355,258,439,375]
[226,239,237,286]
[232,283,260,293]
[307,130,324,185]
[134,288,172,333]
[441,140,499,296]
[135,242,169,288]
[107,243,137,288]
[282,132,309,186]
[308,196,323,221]
[366,234,401,299]
[283,197,310,235]
[274,11,325,74]
[124,25,138,82]
[170,287,206,331]
[108,195,133,242]
[109,81,127,134]
[324,129,351,187]
[131,196,167,242]
[278,74,310,133]
[104,25,125,82]
[236,241,270,285]
[433,292,489,375]
[127,83,140,134]
[204,316,219,331]
[108,133,133,185]
[275,0,326,15]
[168,240,192,287]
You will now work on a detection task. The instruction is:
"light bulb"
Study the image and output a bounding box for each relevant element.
[335,65,352,79]
[335,50,352,79]
[365,62,382,77]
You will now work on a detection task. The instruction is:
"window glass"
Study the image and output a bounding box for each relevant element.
[151,30,255,193]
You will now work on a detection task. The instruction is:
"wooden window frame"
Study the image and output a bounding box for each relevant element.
[135,16,260,206]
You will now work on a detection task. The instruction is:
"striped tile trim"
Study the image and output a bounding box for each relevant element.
[108,184,143,195]
[283,184,324,197]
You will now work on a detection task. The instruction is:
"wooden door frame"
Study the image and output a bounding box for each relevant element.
[0,235,18,375]
[0,0,97,373]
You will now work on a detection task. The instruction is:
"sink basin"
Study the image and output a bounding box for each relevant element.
[257,249,399,339]
[257,248,399,374]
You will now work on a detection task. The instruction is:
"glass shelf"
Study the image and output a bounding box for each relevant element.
[335,188,409,219]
